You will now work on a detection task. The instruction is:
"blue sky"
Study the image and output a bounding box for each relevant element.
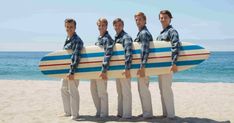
[0,0,234,51]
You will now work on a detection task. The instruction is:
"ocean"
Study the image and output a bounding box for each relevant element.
[0,51,233,83]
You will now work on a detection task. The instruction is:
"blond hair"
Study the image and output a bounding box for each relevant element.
[97,17,108,26]
[134,12,146,21]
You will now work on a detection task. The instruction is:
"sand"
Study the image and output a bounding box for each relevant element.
[0,80,233,123]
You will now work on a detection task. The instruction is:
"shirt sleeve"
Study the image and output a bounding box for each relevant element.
[101,38,114,73]
[124,37,133,70]
[139,32,151,68]
[169,29,180,65]
[69,38,84,74]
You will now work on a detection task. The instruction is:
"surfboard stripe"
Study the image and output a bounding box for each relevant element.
[38,50,208,66]
[39,52,209,68]
[41,45,204,61]
[39,56,207,71]
[41,59,205,75]
[41,62,171,75]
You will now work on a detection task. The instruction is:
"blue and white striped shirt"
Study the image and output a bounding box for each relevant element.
[64,33,84,74]
[156,25,181,65]
[114,30,133,70]
[95,31,114,73]
[134,26,153,68]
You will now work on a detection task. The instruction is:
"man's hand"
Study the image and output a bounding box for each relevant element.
[67,74,75,80]
[170,64,178,72]
[99,72,108,80]
[122,70,131,78]
[137,67,145,77]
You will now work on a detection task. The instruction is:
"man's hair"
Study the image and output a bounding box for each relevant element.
[134,12,146,21]
[159,10,173,19]
[97,17,108,26]
[113,18,124,26]
[64,18,77,27]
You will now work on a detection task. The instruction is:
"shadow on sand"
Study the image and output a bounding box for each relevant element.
[75,115,230,123]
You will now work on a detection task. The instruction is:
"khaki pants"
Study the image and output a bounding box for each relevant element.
[90,79,108,117]
[61,79,80,118]
[158,73,175,118]
[137,77,153,117]
[116,78,132,118]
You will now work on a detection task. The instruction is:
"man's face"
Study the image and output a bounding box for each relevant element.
[135,15,146,30]
[114,21,123,35]
[97,22,107,35]
[65,22,76,37]
[159,14,171,28]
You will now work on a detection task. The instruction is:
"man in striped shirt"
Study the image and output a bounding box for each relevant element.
[90,18,113,118]
[134,12,153,119]
[113,18,133,119]
[156,10,181,119]
[60,18,83,121]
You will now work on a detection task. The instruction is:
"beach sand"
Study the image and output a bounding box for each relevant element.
[0,80,233,123]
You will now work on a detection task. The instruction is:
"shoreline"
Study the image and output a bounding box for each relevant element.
[0,79,234,83]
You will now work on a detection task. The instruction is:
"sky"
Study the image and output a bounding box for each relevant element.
[0,0,234,51]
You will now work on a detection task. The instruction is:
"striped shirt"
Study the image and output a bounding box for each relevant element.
[134,26,153,68]
[156,25,181,65]
[95,31,114,73]
[63,32,84,74]
[114,30,133,70]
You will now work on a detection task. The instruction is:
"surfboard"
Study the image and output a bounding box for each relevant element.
[39,41,210,79]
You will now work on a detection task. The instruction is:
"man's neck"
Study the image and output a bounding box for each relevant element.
[162,24,170,29]
[116,30,123,36]
[100,31,107,37]
[138,25,145,31]
[68,32,75,38]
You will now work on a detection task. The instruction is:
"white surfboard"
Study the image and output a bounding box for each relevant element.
[39,41,210,79]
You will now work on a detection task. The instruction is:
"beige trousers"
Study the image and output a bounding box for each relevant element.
[137,77,153,117]
[90,79,108,117]
[116,78,132,118]
[158,73,175,118]
[61,79,80,118]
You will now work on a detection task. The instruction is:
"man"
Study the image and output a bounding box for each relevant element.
[134,12,153,119]
[90,18,113,118]
[60,18,83,120]
[113,18,133,119]
[156,10,181,119]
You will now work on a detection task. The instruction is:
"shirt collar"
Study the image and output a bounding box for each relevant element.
[67,32,77,41]
[115,30,125,39]
[140,26,147,32]
[98,31,109,39]
[160,25,172,34]
[137,26,147,36]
